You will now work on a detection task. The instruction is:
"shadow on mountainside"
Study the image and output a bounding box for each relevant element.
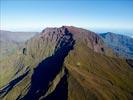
[44,68,68,100]
[22,28,75,100]
[126,59,133,68]
[0,70,29,98]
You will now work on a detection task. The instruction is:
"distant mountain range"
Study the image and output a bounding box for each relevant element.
[0,30,38,60]
[0,26,133,100]
[122,33,133,38]
[0,30,38,42]
[100,32,133,59]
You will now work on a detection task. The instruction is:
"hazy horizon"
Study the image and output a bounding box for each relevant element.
[1,0,133,34]
[1,26,133,35]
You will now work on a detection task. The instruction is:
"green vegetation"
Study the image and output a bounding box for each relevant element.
[0,26,133,100]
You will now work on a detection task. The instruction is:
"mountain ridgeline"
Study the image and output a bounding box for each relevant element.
[0,26,133,100]
[100,32,133,59]
[0,30,38,60]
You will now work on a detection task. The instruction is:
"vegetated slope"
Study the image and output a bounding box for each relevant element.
[0,26,133,100]
[0,30,38,60]
[0,30,38,87]
[100,32,133,59]
[0,31,19,61]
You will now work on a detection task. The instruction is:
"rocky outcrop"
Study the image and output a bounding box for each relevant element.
[0,26,133,100]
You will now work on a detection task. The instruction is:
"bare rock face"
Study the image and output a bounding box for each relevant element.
[1,26,133,100]
[64,26,105,53]
[41,26,107,54]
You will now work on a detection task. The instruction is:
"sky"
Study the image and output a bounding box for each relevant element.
[0,0,133,34]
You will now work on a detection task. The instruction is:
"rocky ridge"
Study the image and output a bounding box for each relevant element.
[0,26,133,100]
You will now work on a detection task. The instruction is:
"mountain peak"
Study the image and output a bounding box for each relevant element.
[40,26,109,54]
[1,26,133,100]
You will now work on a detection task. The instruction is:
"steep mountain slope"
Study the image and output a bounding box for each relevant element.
[0,30,38,60]
[0,26,133,100]
[100,32,133,59]
[0,30,38,87]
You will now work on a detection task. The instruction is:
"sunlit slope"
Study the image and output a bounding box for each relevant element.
[65,41,133,100]
[0,26,133,100]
